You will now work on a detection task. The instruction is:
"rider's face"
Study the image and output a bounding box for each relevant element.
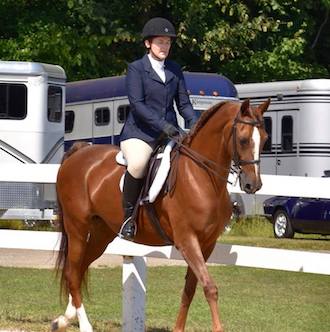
[145,36,172,61]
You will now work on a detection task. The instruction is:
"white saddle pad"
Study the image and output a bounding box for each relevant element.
[116,140,175,203]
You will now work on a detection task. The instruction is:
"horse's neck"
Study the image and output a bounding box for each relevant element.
[189,112,233,170]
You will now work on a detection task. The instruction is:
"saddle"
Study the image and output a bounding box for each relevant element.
[116,141,177,244]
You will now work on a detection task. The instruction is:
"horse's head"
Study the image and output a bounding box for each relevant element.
[231,98,270,194]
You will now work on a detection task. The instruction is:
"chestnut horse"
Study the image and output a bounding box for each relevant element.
[52,99,269,332]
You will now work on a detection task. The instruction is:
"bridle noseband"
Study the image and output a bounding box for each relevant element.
[231,114,263,169]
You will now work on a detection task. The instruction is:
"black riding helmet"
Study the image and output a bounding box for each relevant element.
[142,17,176,41]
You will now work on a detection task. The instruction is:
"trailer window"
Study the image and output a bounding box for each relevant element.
[65,111,75,133]
[263,117,272,152]
[281,116,293,152]
[0,83,27,119]
[95,107,110,126]
[117,105,130,123]
[48,86,63,122]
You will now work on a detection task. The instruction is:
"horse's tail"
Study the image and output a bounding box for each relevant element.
[54,195,69,299]
[61,141,90,164]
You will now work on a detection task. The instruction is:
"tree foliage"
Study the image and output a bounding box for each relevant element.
[0,0,329,82]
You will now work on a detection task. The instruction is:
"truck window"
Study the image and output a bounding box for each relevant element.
[95,107,110,126]
[282,116,293,152]
[0,83,27,119]
[48,86,63,122]
[65,110,75,133]
[263,116,272,152]
[117,105,130,123]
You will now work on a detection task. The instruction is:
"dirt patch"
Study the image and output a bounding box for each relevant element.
[0,248,187,269]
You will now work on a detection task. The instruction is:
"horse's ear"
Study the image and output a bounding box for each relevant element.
[258,97,271,115]
[240,98,251,117]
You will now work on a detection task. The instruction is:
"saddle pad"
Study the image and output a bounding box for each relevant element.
[116,140,175,203]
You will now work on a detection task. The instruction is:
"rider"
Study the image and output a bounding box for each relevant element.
[119,17,198,240]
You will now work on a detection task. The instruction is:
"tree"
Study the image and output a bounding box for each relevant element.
[170,0,329,82]
[0,0,141,80]
[0,0,328,82]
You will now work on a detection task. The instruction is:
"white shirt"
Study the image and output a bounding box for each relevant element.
[148,54,166,83]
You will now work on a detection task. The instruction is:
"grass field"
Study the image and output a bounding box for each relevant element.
[0,265,329,332]
[0,218,329,331]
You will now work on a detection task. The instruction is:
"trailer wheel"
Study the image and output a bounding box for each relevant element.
[273,209,294,239]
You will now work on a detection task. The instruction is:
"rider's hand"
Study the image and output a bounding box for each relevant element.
[187,117,197,129]
[162,123,180,138]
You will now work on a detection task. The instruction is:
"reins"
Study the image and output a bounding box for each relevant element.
[173,139,231,181]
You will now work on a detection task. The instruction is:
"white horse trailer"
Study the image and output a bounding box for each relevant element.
[233,79,330,215]
[0,61,66,220]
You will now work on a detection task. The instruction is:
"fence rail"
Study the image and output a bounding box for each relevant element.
[0,164,330,198]
[0,229,329,275]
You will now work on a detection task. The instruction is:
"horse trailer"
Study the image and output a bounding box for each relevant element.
[233,79,330,215]
[0,61,66,220]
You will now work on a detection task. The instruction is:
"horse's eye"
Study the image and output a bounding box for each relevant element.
[240,138,249,146]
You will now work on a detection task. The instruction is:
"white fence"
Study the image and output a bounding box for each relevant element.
[0,163,329,198]
[0,164,330,331]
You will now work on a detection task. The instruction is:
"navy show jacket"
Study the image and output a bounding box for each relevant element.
[120,54,197,143]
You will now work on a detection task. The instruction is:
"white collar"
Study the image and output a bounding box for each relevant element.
[148,54,165,70]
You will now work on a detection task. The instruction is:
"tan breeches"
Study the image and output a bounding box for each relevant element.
[120,138,155,178]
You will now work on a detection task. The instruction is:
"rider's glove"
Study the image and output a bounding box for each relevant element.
[162,123,180,138]
[187,117,197,129]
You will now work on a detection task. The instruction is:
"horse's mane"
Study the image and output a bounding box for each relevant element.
[184,101,228,145]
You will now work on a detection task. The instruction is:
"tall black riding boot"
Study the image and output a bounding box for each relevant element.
[119,171,143,240]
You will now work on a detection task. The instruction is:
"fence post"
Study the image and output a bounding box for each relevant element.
[122,255,147,332]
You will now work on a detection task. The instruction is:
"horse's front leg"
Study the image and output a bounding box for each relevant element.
[176,238,223,332]
[174,267,198,332]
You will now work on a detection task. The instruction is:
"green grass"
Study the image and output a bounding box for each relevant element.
[0,217,329,330]
[0,219,55,231]
[0,266,329,331]
[221,216,330,251]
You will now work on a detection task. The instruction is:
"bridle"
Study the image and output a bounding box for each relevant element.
[231,113,263,169]
[169,110,264,187]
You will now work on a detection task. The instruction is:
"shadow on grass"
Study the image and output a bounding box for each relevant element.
[146,328,171,332]
[293,236,330,241]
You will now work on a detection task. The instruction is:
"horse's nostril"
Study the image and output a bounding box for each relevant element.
[245,183,251,191]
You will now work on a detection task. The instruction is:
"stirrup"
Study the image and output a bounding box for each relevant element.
[118,216,136,241]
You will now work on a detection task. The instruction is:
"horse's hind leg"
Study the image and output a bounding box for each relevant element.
[51,294,77,332]
[175,239,222,332]
[52,218,116,332]
[66,233,94,332]
[52,217,93,332]
[80,217,117,272]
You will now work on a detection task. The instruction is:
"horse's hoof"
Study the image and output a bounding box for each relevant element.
[51,315,69,332]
